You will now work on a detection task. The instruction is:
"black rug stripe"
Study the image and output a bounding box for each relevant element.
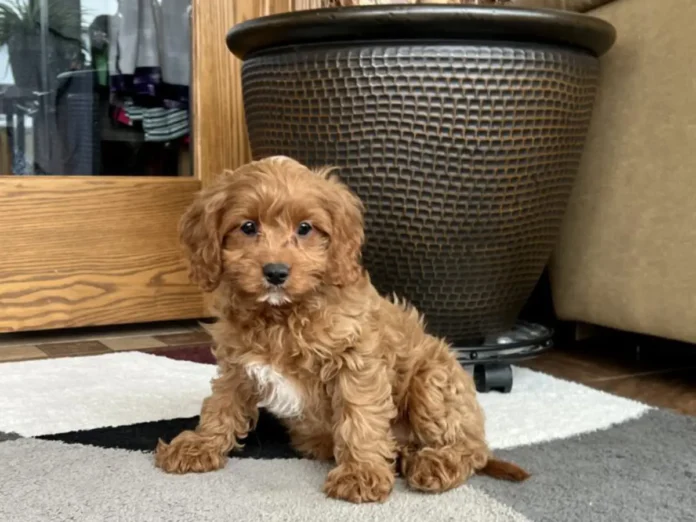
[37,409,301,459]
[0,431,22,443]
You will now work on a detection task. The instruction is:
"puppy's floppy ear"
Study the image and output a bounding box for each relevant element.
[320,170,365,287]
[178,183,229,292]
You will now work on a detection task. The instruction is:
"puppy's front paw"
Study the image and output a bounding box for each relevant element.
[323,463,394,503]
[154,430,227,474]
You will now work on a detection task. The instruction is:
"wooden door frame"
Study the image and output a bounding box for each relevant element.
[0,176,206,333]
[0,1,310,333]
[191,0,303,187]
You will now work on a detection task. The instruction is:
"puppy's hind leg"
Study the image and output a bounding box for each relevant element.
[155,364,258,474]
[401,342,490,493]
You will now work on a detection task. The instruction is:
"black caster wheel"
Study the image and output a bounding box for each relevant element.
[474,363,513,393]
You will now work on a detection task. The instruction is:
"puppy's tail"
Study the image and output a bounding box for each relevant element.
[478,457,530,482]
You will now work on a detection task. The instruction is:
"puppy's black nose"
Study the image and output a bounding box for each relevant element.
[263,263,290,286]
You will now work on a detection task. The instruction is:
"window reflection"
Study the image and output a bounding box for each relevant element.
[0,0,192,176]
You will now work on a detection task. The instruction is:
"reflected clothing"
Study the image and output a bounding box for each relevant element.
[125,103,189,142]
[108,0,190,142]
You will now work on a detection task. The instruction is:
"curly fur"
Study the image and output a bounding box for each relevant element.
[155,156,529,503]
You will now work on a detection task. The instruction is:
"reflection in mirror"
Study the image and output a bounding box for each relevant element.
[0,0,192,176]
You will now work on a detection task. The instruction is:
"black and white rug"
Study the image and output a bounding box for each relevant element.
[1,352,694,521]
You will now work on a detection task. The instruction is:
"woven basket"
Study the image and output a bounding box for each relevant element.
[227,6,615,342]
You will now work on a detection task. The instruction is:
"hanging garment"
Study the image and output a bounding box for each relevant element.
[108,0,191,141]
[125,102,189,142]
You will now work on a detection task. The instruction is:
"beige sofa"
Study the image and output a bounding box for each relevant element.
[550,0,696,344]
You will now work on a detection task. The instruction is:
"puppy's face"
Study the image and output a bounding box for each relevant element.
[179,157,364,306]
[219,168,339,305]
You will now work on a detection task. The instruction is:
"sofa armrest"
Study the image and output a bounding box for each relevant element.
[550,0,696,342]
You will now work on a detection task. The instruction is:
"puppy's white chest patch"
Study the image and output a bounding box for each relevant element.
[245,363,304,419]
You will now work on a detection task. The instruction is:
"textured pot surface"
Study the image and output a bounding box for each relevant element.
[228,7,615,342]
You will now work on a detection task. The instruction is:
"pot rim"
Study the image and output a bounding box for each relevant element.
[226,5,616,60]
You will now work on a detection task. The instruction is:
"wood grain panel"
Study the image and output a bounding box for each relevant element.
[0,176,205,333]
[192,0,305,187]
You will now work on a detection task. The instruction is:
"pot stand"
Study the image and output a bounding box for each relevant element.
[453,321,553,393]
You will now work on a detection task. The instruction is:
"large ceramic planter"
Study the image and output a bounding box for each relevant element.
[227,5,616,343]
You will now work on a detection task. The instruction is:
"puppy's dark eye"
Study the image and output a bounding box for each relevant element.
[297,222,313,237]
[240,221,258,236]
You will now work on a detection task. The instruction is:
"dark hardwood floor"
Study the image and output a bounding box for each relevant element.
[522,331,696,416]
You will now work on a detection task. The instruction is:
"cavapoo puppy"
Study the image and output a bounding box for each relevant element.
[155,156,528,503]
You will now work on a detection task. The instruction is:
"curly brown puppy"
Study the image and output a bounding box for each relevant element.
[155,156,529,503]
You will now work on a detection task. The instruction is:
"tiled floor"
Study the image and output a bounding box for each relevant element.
[0,321,212,362]
[2,322,695,416]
